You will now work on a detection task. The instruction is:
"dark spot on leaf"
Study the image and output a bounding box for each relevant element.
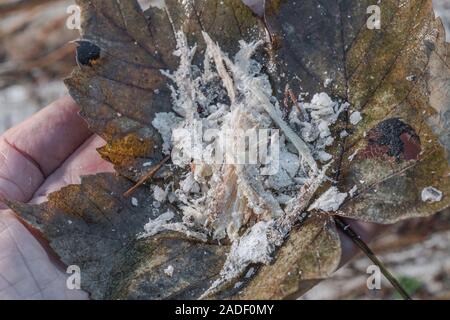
[360,118,421,162]
[400,132,422,161]
[76,41,101,67]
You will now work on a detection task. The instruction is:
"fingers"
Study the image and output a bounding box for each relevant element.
[0,96,91,203]
[3,96,91,176]
[0,141,44,203]
[31,135,114,204]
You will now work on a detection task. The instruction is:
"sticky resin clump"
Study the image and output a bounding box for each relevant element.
[141,31,351,296]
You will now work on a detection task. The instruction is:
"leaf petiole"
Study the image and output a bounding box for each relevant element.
[334,216,412,300]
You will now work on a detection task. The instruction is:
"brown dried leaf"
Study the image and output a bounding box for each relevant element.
[9,0,450,300]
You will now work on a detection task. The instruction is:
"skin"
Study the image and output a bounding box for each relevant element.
[0,96,113,299]
[0,96,380,299]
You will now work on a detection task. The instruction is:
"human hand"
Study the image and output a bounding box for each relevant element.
[0,96,113,299]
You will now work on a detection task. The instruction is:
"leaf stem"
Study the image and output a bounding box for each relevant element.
[334,216,412,300]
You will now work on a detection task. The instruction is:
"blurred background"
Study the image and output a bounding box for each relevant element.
[0,0,77,133]
[0,0,449,300]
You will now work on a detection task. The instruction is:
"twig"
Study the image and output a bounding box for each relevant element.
[334,216,412,300]
[202,32,237,104]
[123,155,171,197]
[249,83,318,173]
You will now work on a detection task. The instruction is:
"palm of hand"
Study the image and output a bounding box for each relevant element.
[0,97,112,299]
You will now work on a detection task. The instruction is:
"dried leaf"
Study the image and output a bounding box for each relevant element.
[9,0,450,300]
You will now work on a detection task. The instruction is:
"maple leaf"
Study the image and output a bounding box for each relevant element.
[7,0,450,299]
